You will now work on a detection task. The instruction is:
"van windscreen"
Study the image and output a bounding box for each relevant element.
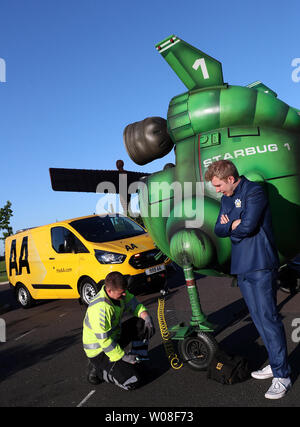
[69,215,146,243]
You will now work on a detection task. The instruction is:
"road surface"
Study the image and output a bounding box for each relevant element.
[0,269,299,411]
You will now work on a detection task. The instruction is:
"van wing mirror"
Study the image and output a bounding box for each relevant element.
[64,234,76,253]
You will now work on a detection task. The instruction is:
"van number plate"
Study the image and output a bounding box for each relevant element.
[145,264,166,275]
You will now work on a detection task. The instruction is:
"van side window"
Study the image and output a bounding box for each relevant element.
[51,227,89,254]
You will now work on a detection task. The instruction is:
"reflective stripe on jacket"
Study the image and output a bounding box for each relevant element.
[82,286,147,360]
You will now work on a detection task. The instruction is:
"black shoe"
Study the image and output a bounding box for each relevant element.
[87,362,102,385]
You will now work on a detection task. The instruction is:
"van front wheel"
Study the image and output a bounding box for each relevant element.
[16,284,35,309]
[79,278,99,306]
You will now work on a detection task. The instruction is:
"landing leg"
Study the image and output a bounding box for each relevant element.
[177,264,218,370]
[183,264,214,332]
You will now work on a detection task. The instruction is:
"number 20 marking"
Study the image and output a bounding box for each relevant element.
[192,58,209,79]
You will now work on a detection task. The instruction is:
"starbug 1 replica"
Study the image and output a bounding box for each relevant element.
[50,35,300,370]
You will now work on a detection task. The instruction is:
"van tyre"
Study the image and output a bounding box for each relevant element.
[16,284,35,309]
[178,332,218,371]
[79,278,99,306]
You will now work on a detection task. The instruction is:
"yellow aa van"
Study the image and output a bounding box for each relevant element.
[5,214,168,308]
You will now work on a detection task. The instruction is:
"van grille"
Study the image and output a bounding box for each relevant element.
[129,249,166,269]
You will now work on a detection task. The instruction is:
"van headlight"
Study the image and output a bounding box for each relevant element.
[94,250,126,264]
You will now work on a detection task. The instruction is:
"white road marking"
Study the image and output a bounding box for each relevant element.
[77,389,96,407]
[15,329,36,341]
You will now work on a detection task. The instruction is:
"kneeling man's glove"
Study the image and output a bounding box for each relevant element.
[122,353,137,364]
[143,314,155,340]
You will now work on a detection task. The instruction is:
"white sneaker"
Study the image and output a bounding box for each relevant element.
[265,377,291,399]
[251,365,273,380]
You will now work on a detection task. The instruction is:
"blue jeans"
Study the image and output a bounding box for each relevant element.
[238,269,290,378]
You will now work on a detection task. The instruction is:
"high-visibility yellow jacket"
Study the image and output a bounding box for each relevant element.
[82,286,147,361]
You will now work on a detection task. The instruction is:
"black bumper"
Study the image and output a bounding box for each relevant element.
[126,270,166,294]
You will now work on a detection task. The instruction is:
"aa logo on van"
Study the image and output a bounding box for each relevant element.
[125,243,138,251]
[9,237,31,276]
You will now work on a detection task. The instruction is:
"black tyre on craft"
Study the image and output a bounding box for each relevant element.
[79,277,99,306]
[16,284,35,309]
[178,332,218,371]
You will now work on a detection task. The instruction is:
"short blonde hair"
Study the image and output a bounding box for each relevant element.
[204,160,239,182]
[105,271,127,290]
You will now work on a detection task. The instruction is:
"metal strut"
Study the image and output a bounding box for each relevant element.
[183,264,215,332]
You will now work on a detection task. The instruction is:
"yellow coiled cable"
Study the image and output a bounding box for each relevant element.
[157,296,183,370]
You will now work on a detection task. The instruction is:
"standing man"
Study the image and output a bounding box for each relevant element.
[82,271,155,390]
[205,160,291,399]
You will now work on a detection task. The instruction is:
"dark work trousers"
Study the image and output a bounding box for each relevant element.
[238,269,290,378]
[89,317,146,390]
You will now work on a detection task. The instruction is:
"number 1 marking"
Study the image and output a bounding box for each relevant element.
[192,58,209,79]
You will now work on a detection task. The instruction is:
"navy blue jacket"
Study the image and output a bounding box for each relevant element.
[214,176,279,275]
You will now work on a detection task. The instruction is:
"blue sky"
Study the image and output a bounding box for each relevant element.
[0,0,299,254]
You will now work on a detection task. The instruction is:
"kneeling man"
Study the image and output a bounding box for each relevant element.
[82,271,155,390]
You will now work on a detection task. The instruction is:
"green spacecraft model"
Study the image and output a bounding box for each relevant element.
[50,35,300,369]
[124,34,300,274]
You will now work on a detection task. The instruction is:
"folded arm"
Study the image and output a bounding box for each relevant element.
[230,187,267,241]
[214,186,267,241]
